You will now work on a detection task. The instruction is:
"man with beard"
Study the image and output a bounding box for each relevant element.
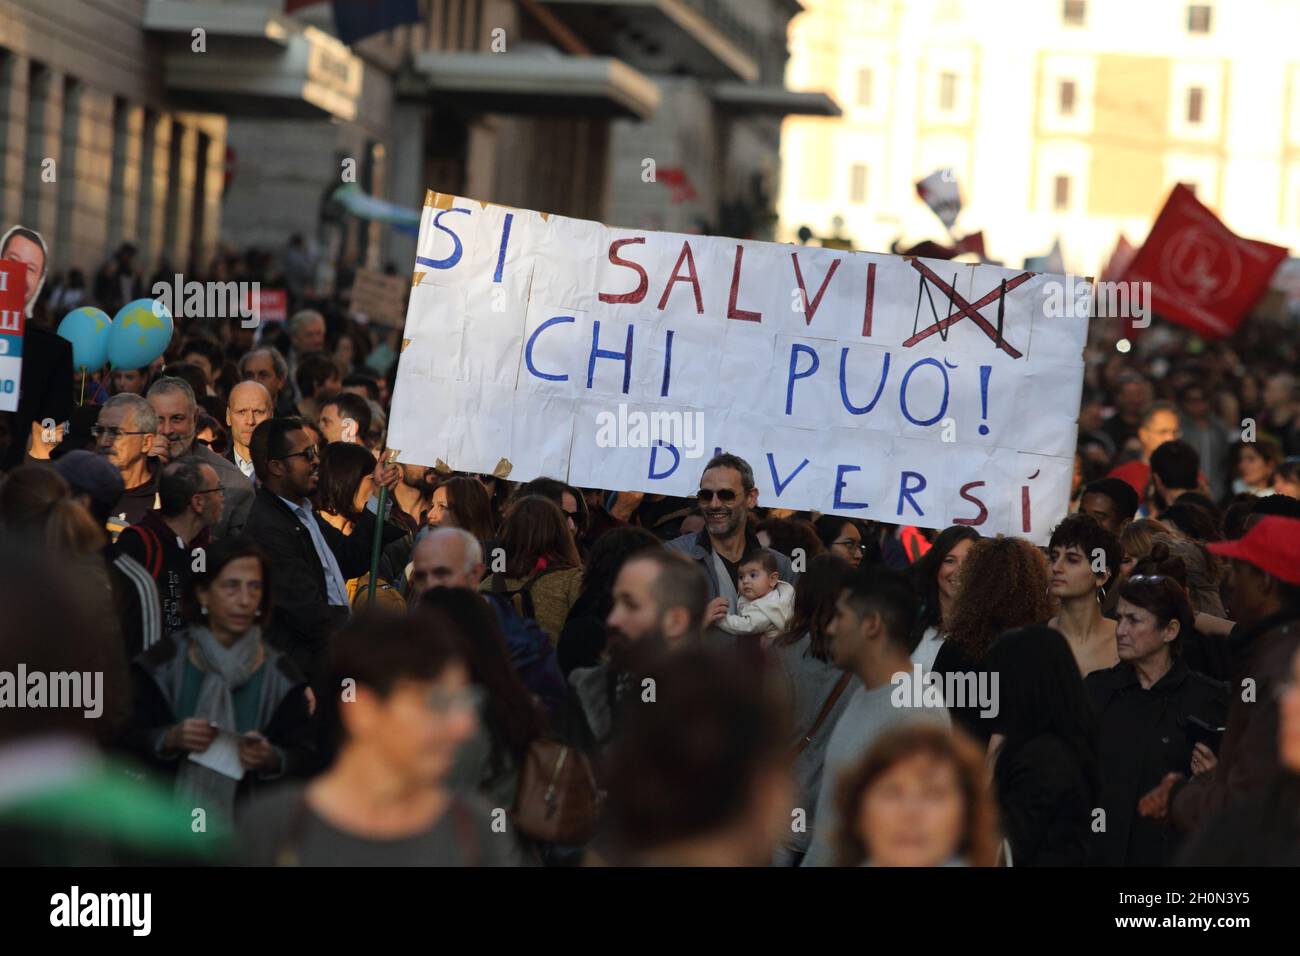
[568,549,710,752]
[392,463,437,531]
[666,453,793,645]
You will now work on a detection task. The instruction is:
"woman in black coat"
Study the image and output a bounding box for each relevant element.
[1086,557,1228,866]
[122,539,316,821]
[984,625,1099,866]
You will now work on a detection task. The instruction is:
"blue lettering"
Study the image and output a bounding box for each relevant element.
[648,441,681,480]
[786,343,820,416]
[524,315,574,381]
[766,453,810,497]
[833,464,869,510]
[660,328,674,397]
[899,357,950,427]
[415,207,471,270]
[839,347,890,415]
[897,471,927,517]
[587,320,634,394]
[493,212,514,283]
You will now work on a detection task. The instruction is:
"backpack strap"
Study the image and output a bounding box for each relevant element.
[792,672,852,758]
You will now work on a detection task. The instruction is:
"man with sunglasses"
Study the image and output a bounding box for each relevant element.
[115,457,224,638]
[243,417,405,690]
[665,453,792,644]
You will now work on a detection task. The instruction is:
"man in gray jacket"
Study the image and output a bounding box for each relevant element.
[147,377,254,538]
[665,452,793,646]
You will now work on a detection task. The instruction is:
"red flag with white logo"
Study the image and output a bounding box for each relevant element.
[1121,184,1288,339]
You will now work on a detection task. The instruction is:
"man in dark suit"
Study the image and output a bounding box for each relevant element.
[243,416,404,689]
[146,376,253,537]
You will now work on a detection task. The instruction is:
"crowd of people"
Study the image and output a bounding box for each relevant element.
[1,233,1299,868]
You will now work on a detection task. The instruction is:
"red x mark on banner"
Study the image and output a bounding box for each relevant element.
[902,260,1035,358]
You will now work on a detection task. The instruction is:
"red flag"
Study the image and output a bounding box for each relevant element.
[1121,184,1288,339]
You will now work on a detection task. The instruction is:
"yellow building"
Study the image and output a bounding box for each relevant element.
[778,0,1300,276]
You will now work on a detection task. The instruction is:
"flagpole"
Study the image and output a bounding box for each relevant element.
[367,449,398,606]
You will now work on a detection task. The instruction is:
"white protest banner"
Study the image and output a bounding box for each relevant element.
[389,190,1091,543]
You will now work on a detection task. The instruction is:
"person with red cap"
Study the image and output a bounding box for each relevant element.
[1137,516,1300,833]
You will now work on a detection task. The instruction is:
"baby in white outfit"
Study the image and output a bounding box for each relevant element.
[719,549,795,639]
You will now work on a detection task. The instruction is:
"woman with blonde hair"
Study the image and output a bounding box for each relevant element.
[833,723,1000,867]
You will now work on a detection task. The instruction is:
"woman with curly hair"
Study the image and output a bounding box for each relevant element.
[932,536,1051,743]
[832,723,1000,867]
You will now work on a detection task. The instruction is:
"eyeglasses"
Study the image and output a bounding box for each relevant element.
[194,485,225,496]
[563,509,587,530]
[697,488,739,504]
[833,538,869,553]
[276,446,319,464]
[91,424,151,441]
[426,685,485,715]
[1126,574,1170,584]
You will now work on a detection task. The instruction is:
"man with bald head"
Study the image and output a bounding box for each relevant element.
[225,380,272,480]
[407,527,485,602]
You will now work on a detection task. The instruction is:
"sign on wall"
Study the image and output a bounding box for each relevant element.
[389,191,1091,543]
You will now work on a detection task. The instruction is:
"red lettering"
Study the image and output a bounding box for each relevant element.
[791,252,841,325]
[861,262,876,337]
[657,241,703,314]
[1021,469,1040,533]
[599,238,649,304]
[953,481,988,526]
[727,245,761,322]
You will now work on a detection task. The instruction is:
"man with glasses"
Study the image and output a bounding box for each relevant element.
[115,457,223,638]
[94,393,161,531]
[244,417,405,689]
[147,377,254,538]
[1108,401,1183,512]
[665,452,792,645]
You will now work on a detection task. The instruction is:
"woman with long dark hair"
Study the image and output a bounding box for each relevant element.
[769,552,854,866]
[126,538,316,821]
[907,525,980,672]
[416,587,548,812]
[983,625,1099,866]
[556,526,662,676]
[1086,545,1228,865]
[316,442,406,607]
[480,495,584,643]
[429,474,497,543]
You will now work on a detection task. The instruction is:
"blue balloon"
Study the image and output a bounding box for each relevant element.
[107,298,174,370]
[56,307,113,371]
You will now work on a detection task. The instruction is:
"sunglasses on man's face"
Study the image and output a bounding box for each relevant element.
[697,488,739,504]
[277,445,319,464]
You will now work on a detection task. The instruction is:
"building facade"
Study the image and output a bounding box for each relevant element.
[779,0,1300,275]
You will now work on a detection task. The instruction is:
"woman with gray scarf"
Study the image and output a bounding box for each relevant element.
[124,537,316,821]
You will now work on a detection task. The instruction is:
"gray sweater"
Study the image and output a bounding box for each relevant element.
[771,635,861,866]
[801,680,950,867]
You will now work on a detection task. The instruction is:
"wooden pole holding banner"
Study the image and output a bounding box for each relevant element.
[367,449,399,606]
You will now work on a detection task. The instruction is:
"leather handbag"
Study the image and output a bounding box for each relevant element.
[512,738,604,845]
